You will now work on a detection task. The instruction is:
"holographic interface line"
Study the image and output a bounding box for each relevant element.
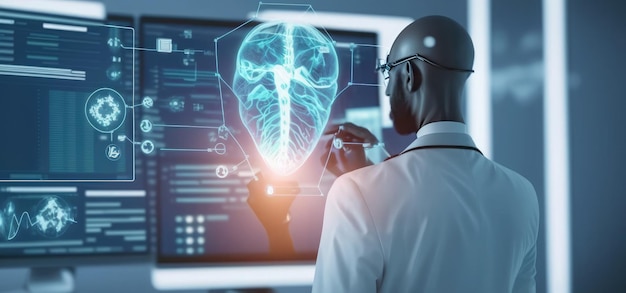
[128,2,388,196]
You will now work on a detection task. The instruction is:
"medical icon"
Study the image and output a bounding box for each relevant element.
[333,137,343,149]
[233,21,339,176]
[106,63,122,81]
[85,88,127,133]
[168,96,185,112]
[141,140,155,154]
[192,103,204,111]
[183,50,195,67]
[215,165,229,178]
[140,119,153,133]
[105,144,122,161]
[217,125,229,140]
[211,143,226,155]
[107,37,122,52]
[142,96,154,108]
[184,29,192,39]
[157,38,173,53]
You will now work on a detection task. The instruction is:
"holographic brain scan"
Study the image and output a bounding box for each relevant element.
[140,3,387,262]
[233,21,339,175]
[140,2,386,198]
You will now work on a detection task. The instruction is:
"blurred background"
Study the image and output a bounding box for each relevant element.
[0,0,624,292]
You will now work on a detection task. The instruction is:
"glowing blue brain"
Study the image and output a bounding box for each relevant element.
[233,21,339,176]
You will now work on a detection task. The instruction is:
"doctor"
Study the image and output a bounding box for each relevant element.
[312,15,539,293]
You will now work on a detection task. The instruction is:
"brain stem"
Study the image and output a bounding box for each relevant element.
[273,25,295,173]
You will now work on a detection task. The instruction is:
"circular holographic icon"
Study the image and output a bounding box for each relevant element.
[140,119,153,133]
[333,137,344,149]
[141,140,155,154]
[213,143,226,155]
[215,165,228,178]
[85,88,127,133]
[142,96,154,108]
[105,144,122,161]
[106,63,122,81]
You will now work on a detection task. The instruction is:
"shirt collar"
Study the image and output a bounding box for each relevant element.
[398,121,477,155]
[416,121,468,138]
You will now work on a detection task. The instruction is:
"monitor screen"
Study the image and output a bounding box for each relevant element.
[140,16,381,268]
[0,10,149,265]
[0,8,136,182]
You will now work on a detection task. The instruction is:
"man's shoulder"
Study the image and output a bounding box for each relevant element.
[490,160,536,191]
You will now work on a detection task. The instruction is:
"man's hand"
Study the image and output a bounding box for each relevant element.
[247,172,296,255]
[321,122,379,177]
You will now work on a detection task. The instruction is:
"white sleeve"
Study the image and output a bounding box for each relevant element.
[512,240,537,293]
[312,175,384,293]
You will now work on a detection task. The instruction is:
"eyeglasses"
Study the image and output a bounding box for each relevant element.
[376,53,474,82]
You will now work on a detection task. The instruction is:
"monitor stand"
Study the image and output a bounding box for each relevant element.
[25,267,74,293]
[208,289,275,293]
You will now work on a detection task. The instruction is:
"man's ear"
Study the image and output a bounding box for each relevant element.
[404,61,421,92]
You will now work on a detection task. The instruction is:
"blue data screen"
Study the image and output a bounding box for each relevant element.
[0,9,136,181]
[0,13,148,259]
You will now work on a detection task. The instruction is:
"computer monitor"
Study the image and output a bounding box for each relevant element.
[142,16,382,290]
[0,3,149,292]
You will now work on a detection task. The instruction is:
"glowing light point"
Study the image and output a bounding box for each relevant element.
[266,185,274,196]
[423,35,436,48]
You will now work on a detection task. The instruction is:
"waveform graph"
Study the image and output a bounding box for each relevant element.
[1,195,77,241]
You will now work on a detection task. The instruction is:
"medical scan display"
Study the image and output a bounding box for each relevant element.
[0,13,149,258]
[233,21,339,176]
[140,8,382,261]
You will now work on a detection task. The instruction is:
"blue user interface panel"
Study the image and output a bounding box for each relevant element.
[0,14,149,259]
[0,8,136,181]
[141,17,380,262]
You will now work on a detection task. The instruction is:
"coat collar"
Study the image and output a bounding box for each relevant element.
[401,122,478,155]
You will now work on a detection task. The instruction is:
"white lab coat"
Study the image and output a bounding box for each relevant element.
[312,122,539,293]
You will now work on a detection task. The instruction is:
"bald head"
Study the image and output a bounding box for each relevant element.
[389,15,474,72]
[385,16,475,135]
